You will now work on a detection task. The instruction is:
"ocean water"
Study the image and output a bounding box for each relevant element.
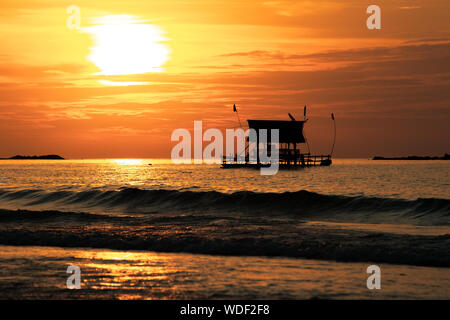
[0,159,449,299]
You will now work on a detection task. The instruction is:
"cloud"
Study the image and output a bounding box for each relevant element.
[399,6,421,10]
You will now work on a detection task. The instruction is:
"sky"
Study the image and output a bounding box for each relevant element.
[0,0,449,158]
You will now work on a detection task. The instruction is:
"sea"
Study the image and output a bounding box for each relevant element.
[0,159,448,299]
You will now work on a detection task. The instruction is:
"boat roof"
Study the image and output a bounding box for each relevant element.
[247,120,306,143]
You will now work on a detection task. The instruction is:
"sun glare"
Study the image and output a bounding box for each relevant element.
[85,15,170,76]
[98,80,149,86]
[112,159,144,165]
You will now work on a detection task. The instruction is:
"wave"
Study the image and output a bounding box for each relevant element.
[0,208,134,223]
[0,207,449,267]
[0,187,449,267]
[0,187,449,225]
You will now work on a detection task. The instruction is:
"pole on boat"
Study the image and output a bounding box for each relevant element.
[233,104,242,129]
[303,106,311,155]
[330,113,336,156]
[233,104,247,161]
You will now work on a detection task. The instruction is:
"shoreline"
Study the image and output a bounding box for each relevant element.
[0,244,448,299]
[373,154,449,160]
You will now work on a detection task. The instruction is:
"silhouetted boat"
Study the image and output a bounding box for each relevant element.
[222,108,334,169]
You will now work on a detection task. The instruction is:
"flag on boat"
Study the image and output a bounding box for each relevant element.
[233,104,237,112]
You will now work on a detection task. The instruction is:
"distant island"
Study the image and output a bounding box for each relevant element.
[0,155,65,160]
[373,154,449,160]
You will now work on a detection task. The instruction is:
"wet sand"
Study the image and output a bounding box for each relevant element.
[0,245,448,299]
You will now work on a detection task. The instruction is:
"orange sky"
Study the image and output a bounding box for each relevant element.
[0,0,449,158]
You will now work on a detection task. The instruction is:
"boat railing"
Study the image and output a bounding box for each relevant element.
[222,153,331,167]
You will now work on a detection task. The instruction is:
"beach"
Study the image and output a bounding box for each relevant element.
[0,245,449,299]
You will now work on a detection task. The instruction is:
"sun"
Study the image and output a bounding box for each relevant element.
[84,15,170,76]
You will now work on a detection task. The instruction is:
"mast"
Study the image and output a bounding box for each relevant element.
[330,113,336,156]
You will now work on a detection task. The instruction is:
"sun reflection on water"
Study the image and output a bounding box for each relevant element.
[73,250,176,299]
[112,159,145,166]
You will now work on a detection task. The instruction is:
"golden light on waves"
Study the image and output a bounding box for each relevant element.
[112,159,144,165]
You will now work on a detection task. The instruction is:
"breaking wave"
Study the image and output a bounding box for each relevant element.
[0,206,448,267]
[0,188,449,267]
[0,187,448,225]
